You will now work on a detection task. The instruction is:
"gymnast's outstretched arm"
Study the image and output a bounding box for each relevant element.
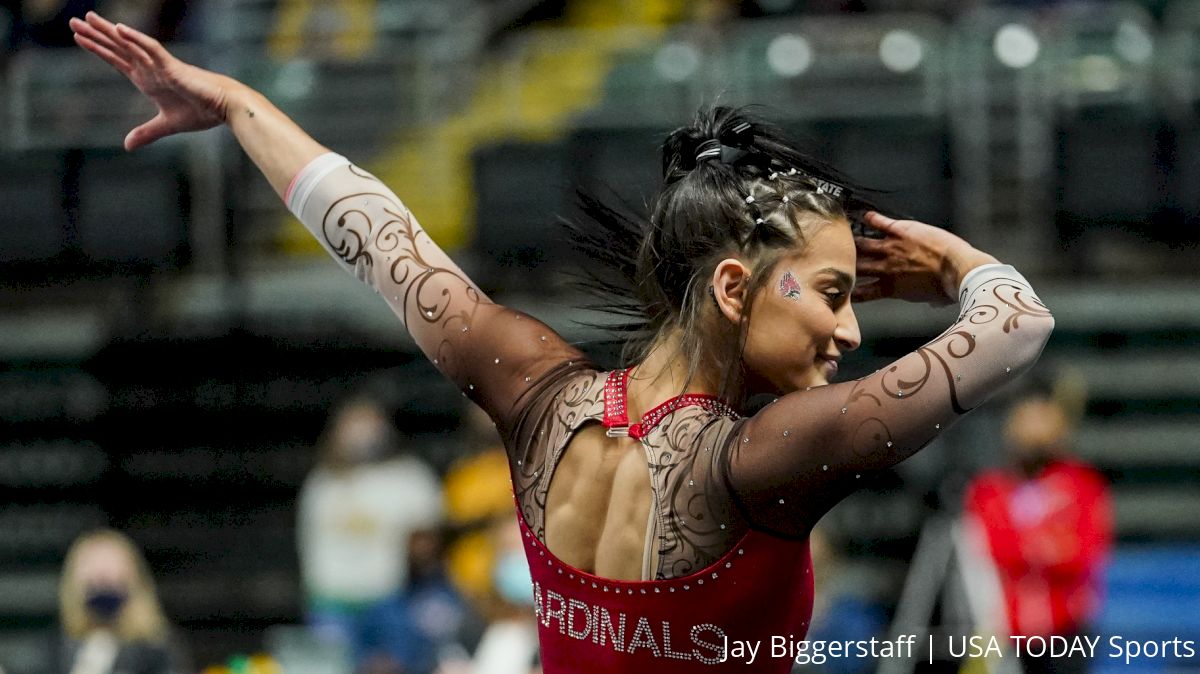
[71,12,583,426]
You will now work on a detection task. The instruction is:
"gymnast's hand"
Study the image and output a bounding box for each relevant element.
[70,12,232,151]
[853,211,999,305]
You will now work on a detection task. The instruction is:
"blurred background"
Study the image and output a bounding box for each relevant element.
[0,0,1198,673]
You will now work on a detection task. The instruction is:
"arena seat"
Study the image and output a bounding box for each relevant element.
[0,151,67,265]
[565,126,664,208]
[1055,104,1165,231]
[470,139,569,288]
[75,146,190,270]
[816,116,954,228]
[1048,3,1167,270]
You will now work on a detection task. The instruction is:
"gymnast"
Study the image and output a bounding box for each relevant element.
[70,12,1054,672]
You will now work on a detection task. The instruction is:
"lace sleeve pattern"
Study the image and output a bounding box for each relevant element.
[286,153,584,427]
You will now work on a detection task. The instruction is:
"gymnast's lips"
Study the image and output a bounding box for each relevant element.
[819,355,840,376]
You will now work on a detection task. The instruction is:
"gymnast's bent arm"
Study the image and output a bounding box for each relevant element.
[70,12,582,425]
[724,215,1056,536]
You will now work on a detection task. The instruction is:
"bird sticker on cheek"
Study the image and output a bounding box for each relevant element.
[778,271,803,302]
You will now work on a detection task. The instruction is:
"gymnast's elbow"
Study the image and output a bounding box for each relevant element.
[1014,310,1056,374]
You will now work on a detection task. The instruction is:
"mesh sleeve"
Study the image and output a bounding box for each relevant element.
[286,153,583,428]
[723,264,1055,537]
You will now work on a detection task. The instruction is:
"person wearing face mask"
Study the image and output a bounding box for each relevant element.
[355,528,481,674]
[963,391,1113,674]
[466,519,539,674]
[54,529,190,674]
[296,396,444,665]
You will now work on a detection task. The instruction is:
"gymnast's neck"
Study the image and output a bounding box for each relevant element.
[626,329,737,419]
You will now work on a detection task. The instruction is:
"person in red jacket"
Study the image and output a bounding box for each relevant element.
[965,394,1112,674]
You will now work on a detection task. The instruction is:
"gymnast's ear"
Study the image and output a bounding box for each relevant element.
[711,258,752,324]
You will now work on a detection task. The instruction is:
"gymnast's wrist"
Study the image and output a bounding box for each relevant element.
[222,81,262,123]
[945,243,999,295]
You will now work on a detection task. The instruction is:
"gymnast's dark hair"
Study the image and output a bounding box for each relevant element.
[569,105,867,403]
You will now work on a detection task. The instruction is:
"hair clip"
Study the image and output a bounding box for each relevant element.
[695,139,721,162]
[745,195,755,204]
[782,195,790,203]
[769,171,779,180]
[731,122,752,135]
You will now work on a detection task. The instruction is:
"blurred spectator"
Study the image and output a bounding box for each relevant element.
[440,406,536,674]
[443,405,510,529]
[269,0,377,61]
[358,529,479,674]
[297,397,444,667]
[54,529,190,674]
[442,405,513,611]
[801,527,888,674]
[964,393,1113,674]
[466,519,538,674]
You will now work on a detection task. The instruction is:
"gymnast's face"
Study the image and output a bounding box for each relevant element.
[725,220,861,395]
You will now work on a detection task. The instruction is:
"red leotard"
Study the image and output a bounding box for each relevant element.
[522,512,812,672]
[520,368,813,672]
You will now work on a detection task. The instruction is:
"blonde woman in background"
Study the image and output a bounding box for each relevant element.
[56,529,190,674]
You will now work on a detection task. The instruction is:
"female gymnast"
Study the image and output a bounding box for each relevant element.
[71,12,1054,672]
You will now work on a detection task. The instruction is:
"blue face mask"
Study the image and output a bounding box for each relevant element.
[85,587,128,622]
[492,550,533,607]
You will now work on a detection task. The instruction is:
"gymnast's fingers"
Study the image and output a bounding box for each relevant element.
[70,16,124,55]
[83,12,130,53]
[854,235,888,257]
[117,22,174,68]
[73,31,133,75]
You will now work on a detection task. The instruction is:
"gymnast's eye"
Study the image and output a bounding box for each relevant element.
[824,290,846,305]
